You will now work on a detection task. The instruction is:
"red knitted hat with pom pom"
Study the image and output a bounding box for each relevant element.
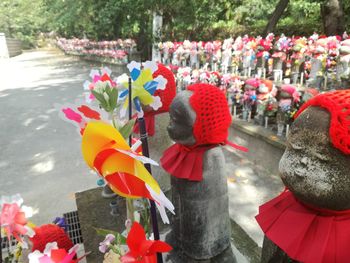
[187,83,232,145]
[148,64,176,115]
[30,224,73,252]
[295,90,350,155]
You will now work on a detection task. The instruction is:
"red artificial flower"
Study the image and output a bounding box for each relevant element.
[121,222,172,263]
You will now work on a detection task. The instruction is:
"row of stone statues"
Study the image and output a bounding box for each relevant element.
[152,82,350,262]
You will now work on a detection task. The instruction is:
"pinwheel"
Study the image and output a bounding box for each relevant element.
[81,121,174,223]
[120,222,172,263]
[118,61,167,117]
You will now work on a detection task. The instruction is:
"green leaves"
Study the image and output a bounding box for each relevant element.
[119,119,136,139]
[91,82,120,113]
[95,227,127,245]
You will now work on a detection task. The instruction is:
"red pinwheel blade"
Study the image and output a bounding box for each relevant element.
[148,240,172,254]
[105,172,153,200]
[126,222,147,253]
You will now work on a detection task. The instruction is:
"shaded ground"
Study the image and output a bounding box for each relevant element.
[0,49,111,225]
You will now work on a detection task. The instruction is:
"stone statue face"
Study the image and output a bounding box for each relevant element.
[279,106,350,210]
[167,90,196,146]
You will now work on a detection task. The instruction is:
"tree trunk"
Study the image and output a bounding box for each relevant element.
[263,0,290,36]
[321,0,345,36]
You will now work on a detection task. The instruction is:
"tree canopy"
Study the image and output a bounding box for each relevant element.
[1,0,349,48]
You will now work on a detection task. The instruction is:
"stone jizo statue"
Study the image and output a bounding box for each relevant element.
[257,90,350,263]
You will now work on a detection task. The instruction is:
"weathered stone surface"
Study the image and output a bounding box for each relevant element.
[147,113,173,192]
[279,107,350,210]
[171,147,231,259]
[75,188,126,263]
[261,106,350,262]
[167,90,232,260]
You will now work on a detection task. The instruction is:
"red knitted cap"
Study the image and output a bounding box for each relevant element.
[295,90,350,155]
[30,224,73,252]
[149,64,176,115]
[187,83,232,145]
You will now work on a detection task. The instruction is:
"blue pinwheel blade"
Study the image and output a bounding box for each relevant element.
[130,68,141,81]
[144,80,158,95]
[134,97,142,112]
[119,89,129,99]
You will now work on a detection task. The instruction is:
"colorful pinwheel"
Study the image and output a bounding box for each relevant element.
[118,61,167,116]
[121,222,172,263]
[81,121,174,223]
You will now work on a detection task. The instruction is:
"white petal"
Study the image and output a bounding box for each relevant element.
[137,109,144,118]
[143,61,158,73]
[130,139,142,152]
[89,69,100,78]
[127,61,141,72]
[153,76,167,90]
[44,242,58,256]
[149,96,162,111]
[120,107,127,118]
[22,205,34,218]
[83,80,91,90]
[28,250,44,263]
[115,149,159,166]
[115,73,129,88]
[25,226,35,237]
[101,67,112,76]
[145,184,175,224]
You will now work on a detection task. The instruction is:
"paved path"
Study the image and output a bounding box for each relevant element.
[0,50,106,225]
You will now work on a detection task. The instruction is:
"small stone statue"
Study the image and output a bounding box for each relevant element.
[257,90,350,263]
[161,84,246,262]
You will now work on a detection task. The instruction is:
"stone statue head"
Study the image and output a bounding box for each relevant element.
[167,90,196,145]
[279,90,350,210]
[167,83,232,147]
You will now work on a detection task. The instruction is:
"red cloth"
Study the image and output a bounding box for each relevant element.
[160,143,215,181]
[151,64,176,114]
[256,190,350,263]
[295,90,350,155]
[188,83,232,145]
[133,114,155,137]
[161,84,248,181]
[30,224,73,252]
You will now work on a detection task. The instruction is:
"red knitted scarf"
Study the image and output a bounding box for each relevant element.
[256,190,350,263]
[161,84,248,181]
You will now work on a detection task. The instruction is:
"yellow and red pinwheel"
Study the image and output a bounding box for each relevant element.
[81,121,174,223]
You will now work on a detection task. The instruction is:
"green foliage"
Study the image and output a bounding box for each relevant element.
[0,0,47,48]
[95,227,127,245]
[119,119,136,140]
[1,0,349,51]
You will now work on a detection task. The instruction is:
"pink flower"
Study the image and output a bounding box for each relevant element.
[99,234,116,253]
[0,203,28,243]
